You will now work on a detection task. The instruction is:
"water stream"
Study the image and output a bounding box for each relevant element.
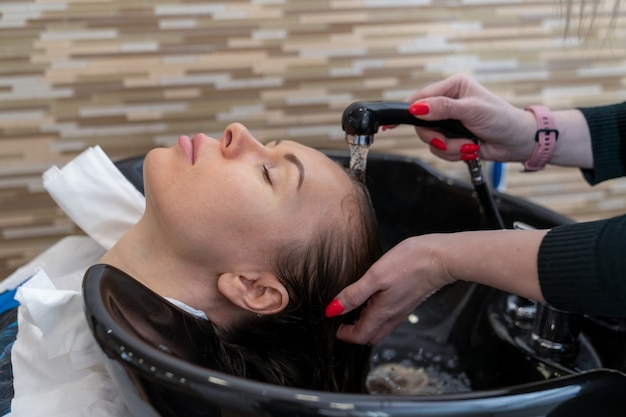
[349,143,370,182]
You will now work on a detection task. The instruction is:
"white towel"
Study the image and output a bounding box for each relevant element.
[7,146,145,417]
[42,146,145,250]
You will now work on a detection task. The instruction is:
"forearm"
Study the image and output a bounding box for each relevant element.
[332,228,550,345]
[509,108,593,169]
[490,108,593,168]
[441,229,548,303]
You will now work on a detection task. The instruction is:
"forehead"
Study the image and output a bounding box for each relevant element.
[278,140,351,185]
[274,140,338,167]
[280,142,355,237]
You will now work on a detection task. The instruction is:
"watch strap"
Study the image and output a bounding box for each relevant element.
[523,105,559,172]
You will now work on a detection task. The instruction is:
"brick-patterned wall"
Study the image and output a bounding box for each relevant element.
[1,0,625,278]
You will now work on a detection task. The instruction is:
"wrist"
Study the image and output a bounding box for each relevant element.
[522,105,559,172]
[550,110,593,169]
[410,234,458,290]
[518,110,540,160]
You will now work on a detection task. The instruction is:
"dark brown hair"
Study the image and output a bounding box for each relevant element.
[207,171,381,392]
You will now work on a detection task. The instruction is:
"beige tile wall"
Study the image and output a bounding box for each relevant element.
[1,0,625,278]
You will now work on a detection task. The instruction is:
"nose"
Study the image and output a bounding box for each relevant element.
[221,123,266,159]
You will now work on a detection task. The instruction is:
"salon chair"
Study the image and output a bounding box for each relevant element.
[83,150,626,417]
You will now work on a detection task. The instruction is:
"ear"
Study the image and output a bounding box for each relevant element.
[217,271,289,315]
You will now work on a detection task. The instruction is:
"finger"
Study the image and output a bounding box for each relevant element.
[408,98,478,144]
[335,288,409,344]
[413,125,444,146]
[444,138,478,155]
[429,138,447,151]
[325,275,383,317]
[407,73,470,103]
[381,124,398,132]
[409,96,471,125]
[336,310,406,345]
[414,127,476,162]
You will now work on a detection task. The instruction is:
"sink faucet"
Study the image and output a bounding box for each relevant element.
[530,303,583,364]
[494,223,585,367]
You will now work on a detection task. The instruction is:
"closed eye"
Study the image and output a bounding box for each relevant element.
[262,164,273,185]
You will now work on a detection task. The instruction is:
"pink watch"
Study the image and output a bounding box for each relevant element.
[523,105,559,172]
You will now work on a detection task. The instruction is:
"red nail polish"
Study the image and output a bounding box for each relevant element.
[429,138,447,151]
[461,153,479,161]
[408,102,429,116]
[325,299,345,317]
[460,143,480,153]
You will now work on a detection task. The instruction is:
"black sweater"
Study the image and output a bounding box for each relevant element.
[538,102,626,317]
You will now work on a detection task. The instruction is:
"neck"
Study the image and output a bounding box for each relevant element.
[99,216,238,326]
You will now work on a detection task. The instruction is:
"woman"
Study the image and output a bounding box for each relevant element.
[105,122,381,390]
[326,72,626,345]
[5,123,380,416]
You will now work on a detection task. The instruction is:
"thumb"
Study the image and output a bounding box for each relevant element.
[409,97,466,123]
[325,279,373,318]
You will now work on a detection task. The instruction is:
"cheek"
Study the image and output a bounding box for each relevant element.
[143,148,180,202]
[184,175,266,236]
[143,150,212,235]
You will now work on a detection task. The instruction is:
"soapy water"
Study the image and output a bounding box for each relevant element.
[367,300,473,396]
[367,363,442,396]
[367,348,472,395]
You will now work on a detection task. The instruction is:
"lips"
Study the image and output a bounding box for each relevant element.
[178,135,194,164]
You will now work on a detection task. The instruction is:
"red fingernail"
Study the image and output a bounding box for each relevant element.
[408,101,429,116]
[381,125,391,132]
[460,143,480,153]
[461,153,479,161]
[325,299,345,317]
[429,138,447,151]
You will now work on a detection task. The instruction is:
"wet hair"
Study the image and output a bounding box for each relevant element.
[205,170,381,392]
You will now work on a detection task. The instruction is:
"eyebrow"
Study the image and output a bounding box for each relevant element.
[284,153,304,190]
[274,140,304,190]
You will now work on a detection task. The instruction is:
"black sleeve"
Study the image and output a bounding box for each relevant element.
[578,102,626,184]
[538,214,626,317]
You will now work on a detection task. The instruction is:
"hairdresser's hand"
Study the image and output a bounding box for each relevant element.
[404,73,537,163]
[326,235,456,345]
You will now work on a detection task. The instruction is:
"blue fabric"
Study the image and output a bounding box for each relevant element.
[0,290,19,317]
[0,288,22,415]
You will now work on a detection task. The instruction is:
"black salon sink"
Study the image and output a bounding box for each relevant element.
[84,150,626,417]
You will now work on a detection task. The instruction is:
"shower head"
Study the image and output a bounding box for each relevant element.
[341,101,474,146]
[341,100,504,228]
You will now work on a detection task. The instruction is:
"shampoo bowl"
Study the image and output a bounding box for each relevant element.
[83,150,626,417]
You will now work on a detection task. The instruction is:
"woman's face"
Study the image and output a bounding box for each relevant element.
[142,123,354,272]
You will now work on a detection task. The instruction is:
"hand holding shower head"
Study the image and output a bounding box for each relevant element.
[341,100,504,229]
